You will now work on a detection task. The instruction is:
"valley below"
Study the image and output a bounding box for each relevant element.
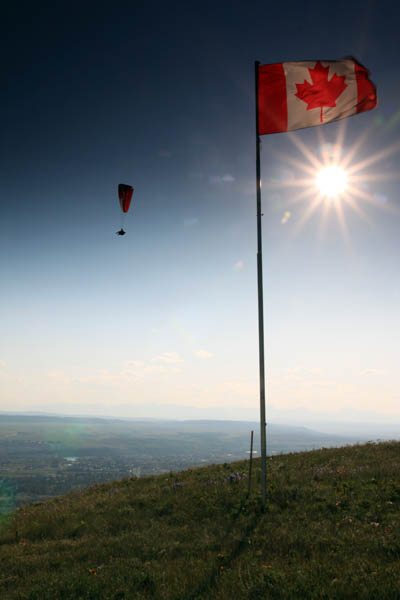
[0,413,389,509]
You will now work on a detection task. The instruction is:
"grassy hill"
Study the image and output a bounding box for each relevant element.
[0,441,399,599]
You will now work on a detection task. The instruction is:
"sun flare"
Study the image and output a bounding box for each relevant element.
[267,121,400,240]
[316,165,348,198]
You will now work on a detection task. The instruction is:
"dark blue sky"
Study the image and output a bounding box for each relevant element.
[1,0,399,422]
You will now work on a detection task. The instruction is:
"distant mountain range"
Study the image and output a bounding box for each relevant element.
[0,412,388,454]
[1,408,398,440]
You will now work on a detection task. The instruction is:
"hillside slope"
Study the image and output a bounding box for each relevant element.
[0,442,399,599]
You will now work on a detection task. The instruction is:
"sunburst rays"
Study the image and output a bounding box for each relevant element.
[266,118,400,239]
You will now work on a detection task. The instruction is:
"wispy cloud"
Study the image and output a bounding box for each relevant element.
[234,260,244,270]
[77,357,183,384]
[209,174,235,184]
[124,360,145,369]
[0,360,6,370]
[360,369,387,376]
[195,349,213,359]
[151,352,184,364]
[44,355,184,388]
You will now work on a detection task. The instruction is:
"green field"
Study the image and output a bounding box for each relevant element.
[0,440,399,599]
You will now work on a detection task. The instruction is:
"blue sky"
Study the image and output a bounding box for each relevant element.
[1,0,399,424]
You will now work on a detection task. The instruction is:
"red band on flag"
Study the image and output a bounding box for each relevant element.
[258,63,287,135]
[354,60,377,113]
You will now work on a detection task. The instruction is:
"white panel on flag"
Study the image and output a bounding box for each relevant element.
[284,60,358,132]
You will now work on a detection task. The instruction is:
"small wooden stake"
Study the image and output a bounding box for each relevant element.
[247,430,254,497]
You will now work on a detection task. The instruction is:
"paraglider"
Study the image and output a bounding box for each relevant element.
[116,183,134,235]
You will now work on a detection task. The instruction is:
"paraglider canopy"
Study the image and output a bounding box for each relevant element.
[118,184,134,213]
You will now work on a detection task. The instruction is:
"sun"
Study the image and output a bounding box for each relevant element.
[315,165,348,198]
[266,121,400,239]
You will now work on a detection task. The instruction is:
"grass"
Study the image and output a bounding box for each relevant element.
[0,441,399,599]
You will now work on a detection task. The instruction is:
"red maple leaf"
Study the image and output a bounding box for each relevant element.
[295,61,347,123]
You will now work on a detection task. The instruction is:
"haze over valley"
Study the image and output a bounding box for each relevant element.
[1,413,397,511]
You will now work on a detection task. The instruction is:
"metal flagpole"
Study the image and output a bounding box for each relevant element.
[255,60,267,507]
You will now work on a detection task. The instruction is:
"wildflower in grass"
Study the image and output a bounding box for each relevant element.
[88,569,97,575]
[228,472,246,483]
[263,565,272,569]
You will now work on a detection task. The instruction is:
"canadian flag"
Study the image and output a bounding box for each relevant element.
[257,57,377,135]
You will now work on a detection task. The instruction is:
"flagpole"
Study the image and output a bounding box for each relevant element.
[255,60,267,507]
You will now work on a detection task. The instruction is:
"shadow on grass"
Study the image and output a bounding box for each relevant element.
[180,498,264,600]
